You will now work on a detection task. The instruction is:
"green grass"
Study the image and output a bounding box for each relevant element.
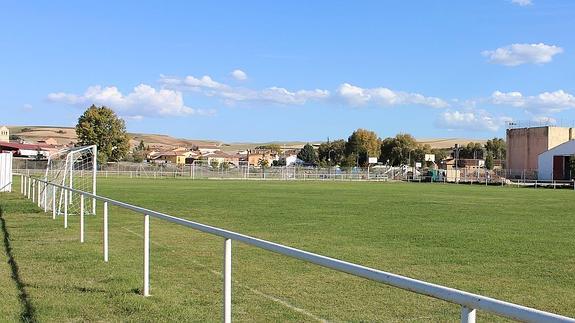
[1,177,574,322]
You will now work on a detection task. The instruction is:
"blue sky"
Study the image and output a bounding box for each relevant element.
[1,0,574,142]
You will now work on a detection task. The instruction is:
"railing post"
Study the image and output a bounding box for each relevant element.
[223,238,232,323]
[37,180,41,207]
[104,201,109,262]
[80,195,85,243]
[143,214,150,297]
[64,188,68,228]
[461,306,476,323]
[43,182,48,213]
[52,186,56,219]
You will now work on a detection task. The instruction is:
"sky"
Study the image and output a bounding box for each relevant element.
[1,0,574,142]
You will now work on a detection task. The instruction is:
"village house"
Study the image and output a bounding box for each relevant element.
[247,149,279,167]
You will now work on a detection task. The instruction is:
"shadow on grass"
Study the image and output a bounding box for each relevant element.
[0,205,37,323]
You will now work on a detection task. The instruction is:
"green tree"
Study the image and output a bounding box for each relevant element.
[76,105,130,164]
[459,142,484,159]
[485,138,506,160]
[255,144,282,154]
[297,143,318,165]
[379,133,419,166]
[346,129,380,167]
[317,139,346,166]
[257,158,269,168]
[485,153,494,170]
[132,150,145,163]
[431,148,449,162]
[137,140,145,151]
[210,160,220,169]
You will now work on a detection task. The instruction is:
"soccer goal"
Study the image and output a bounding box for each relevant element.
[43,145,97,215]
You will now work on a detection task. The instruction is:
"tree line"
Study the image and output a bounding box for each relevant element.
[297,129,506,169]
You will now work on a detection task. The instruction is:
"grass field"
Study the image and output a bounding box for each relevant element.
[1,177,575,322]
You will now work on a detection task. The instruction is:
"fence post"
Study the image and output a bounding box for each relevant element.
[21,174,24,194]
[52,186,56,219]
[143,214,150,296]
[32,179,35,203]
[37,181,41,207]
[104,201,109,262]
[27,176,31,197]
[460,306,476,323]
[223,238,232,323]
[64,188,68,228]
[80,195,85,243]
[43,182,48,213]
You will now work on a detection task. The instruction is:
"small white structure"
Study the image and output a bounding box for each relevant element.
[0,152,13,192]
[0,126,9,142]
[538,140,575,180]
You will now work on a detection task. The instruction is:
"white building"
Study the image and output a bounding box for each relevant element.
[0,126,9,142]
[537,140,575,180]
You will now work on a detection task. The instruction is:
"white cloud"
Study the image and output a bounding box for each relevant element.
[482,43,563,66]
[491,90,575,113]
[231,69,248,81]
[337,83,449,108]
[511,0,532,6]
[531,116,556,125]
[160,74,329,105]
[436,110,510,132]
[47,84,213,117]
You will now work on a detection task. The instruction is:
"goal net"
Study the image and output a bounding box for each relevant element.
[43,145,97,215]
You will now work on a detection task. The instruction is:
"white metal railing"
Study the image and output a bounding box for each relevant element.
[19,175,575,323]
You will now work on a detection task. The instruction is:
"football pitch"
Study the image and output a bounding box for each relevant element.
[1,178,574,321]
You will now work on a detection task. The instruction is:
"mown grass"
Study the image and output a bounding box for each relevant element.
[1,177,574,322]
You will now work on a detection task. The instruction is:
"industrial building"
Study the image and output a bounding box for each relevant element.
[506,126,574,177]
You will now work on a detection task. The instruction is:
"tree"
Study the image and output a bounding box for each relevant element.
[257,158,269,168]
[137,140,145,151]
[76,105,130,164]
[210,160,220,169]
[485,138,506,160]
[132,150,145,163]
[431,148,449,162]
[459,142,484,159]
[485,153,494,170]
[379,133,419,166]
[317,139,346,166]
[346,129,380,167]
[255,144,282,154]
[297,143,318,165]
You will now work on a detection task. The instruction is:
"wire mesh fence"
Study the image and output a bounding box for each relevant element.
[13,160,575,188]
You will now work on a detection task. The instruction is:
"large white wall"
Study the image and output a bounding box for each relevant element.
[0,152,12,192]
[538,140,575,180]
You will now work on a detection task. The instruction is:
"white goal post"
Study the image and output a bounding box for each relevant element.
[43,145,97,215]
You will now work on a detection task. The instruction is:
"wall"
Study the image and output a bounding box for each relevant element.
[0,153,12,192]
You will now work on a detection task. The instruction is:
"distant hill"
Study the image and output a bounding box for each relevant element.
[7,126,486,151]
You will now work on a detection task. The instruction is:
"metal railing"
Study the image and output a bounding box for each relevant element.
[18,174,575,323]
